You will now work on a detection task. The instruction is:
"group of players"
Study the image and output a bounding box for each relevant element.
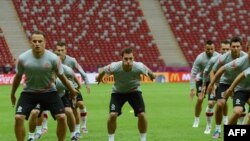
[190,36,250,139]
[10,30,155,141]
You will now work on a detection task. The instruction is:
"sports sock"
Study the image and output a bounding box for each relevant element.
[108,134,115,141]
[80,107,87,128]
[140,133,147,141]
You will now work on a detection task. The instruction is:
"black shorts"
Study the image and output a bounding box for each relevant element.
[216,83,231,100]
[61,94,71,108]
[15,91,65,120]
[233,90,250,109]
[109,91,145,117]
[195,80,214,100]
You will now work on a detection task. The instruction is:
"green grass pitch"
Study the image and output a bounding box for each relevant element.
[0,83,233,141]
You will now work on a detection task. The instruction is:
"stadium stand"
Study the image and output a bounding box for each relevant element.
[0,27,15,73]
[13,0,165,72]
[160,0,250,65]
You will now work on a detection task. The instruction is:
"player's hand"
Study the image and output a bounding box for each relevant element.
[95,75,103,84]
[69,89,78,98]
[190,89,195,101]
[11,94,16,107]
[207,83,213,94]
[201,85,206,95]
[86,85,90,94]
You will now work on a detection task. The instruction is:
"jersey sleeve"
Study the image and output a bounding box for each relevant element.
[55,57,64,76]
[15,57,24,76]
[190,57,201,89]
[103,62,116,75]
[224,58,241,72]
[212,54,226,72]
[72,59,90,86]
[243,67,250,77]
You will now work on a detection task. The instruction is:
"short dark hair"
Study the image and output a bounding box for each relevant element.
[230,36,242,45]
[31,30,46,38]
[120,47,133,57]
[205,40,214,45]
[56,41,66,47]
[220,39,230,45]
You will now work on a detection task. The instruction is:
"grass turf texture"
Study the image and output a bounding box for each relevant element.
[0,83,233,141]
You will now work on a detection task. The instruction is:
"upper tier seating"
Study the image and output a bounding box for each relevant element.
[0,27,15,67]
[13,0,165,72]
[160,0,250,65]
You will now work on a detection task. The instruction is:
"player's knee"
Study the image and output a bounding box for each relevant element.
[137,112,146,118]
[15,114,25,122]
[109,112,118,119]
[233,108,243,117]
[55,113,66,121]
[30,109,39,117]
[64,107,73,115]
[77,101,84,109]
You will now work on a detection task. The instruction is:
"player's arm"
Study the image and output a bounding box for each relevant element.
[189,58,200,100]
[73,73,81,90]
[58,74,78,97]
[10,74,22,107]
[143,65,155,81]
[223,72,245,99]
[207,66,226,93]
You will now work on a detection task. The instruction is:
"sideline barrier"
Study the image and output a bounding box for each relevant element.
[0,72,191,85]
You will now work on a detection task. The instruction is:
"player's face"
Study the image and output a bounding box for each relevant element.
[204,44,214,57]
[122,53,134,71]
[230,42,241,55]
[220,43,230,54]
[31,34,45,54]
[56,46,66,60]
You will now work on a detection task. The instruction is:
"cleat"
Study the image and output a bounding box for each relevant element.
[204,125,211,134]
[192,120,199,128]
[75,132,82,139]
[27,138,35,141]
[212,130,221,139]
[71,136,78,141]
[35,133,42,139]
[82,127,88,134]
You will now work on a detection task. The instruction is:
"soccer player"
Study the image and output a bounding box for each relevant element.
[207,36,247,138]
[56,41,90,137]
[10,30,77,141]
[95,47,155,141]
[27,63,81,141]
[201,40,230,134]
[190,40,219,129]
[221,59,250,125]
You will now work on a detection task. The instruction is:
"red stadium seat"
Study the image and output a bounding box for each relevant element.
[12,0,165,72]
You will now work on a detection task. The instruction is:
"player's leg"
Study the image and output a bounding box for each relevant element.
[108,93,125,141]
[204,98,215,134]
[128,91,147,141]
[41,110,49,133]
[228,91,247,125]
[222,102,228,125]
[72,108,81,138]
[212,84,229,138]
[61,94,77,140]
[75,92,88,134]
[28,109,40,140]
[42,91,67,141]
[192,80,204,127]
[15,92,37,141]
